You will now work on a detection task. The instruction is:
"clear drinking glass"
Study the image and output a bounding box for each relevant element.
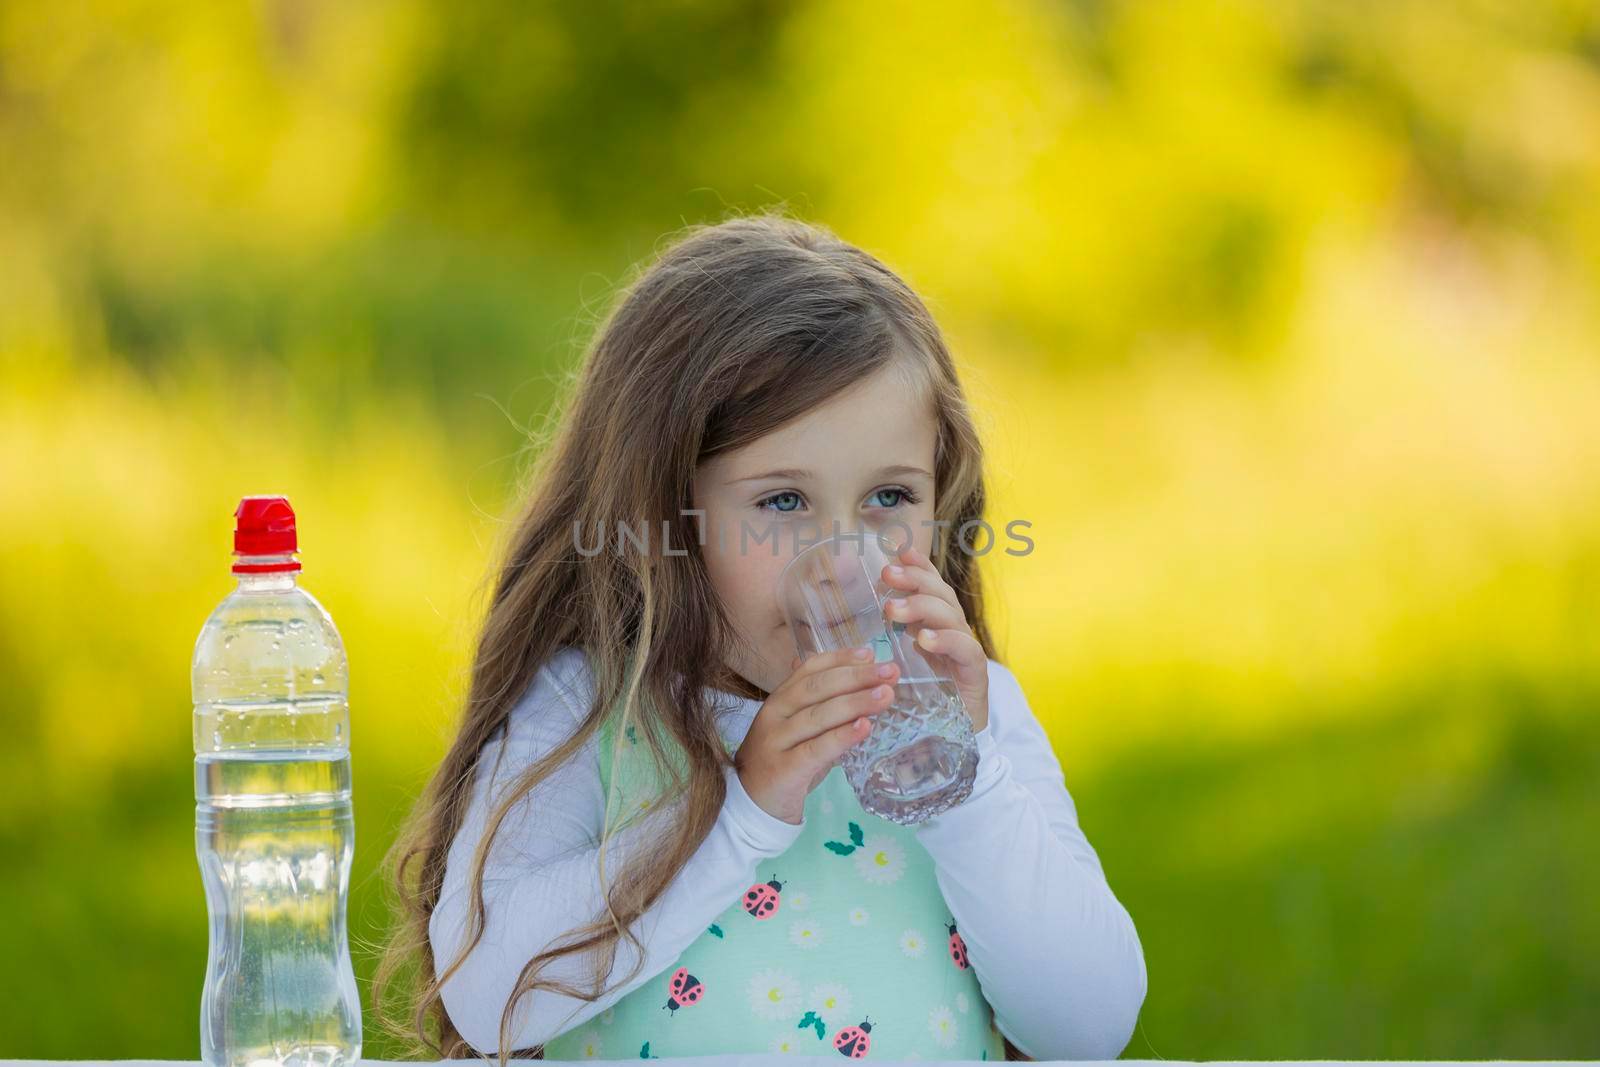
[776,528,978,824]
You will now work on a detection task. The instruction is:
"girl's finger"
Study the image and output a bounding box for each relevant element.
[799,709,877,770]
[883,591,969,635]
[893,540,939,575]
[914,627,986,677]
[773,652,897,720]
[784,680,896,750]
[775,648,867,710]
[881,555,962,614]
[787,646,869,680]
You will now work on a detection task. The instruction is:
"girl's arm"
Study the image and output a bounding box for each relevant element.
[913,658,1149,1060]
[429,647,805,1055]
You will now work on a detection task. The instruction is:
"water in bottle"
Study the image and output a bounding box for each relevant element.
[192,495,361,1067]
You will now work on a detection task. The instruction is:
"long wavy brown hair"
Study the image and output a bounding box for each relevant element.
[371,208,1013,1063]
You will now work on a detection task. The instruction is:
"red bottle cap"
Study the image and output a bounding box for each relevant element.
[232,495,302,574]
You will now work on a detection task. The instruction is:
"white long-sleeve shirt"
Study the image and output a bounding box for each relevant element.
[429,646,1147,1060]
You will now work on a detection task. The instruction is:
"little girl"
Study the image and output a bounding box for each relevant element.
[375,213,1147,1063]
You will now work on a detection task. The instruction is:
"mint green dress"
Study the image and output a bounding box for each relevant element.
[541,698,1007,1061]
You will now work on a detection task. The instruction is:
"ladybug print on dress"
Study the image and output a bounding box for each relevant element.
[662,966,704,1014]
[947,921,969,970]
[742,876,786,920]
[833,1017,874,1058]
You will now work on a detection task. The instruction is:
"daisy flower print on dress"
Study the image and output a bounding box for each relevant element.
[854,836,906,885]
[929,1005,959,1049]
[748,968,802,1021]
[574,1029,604,1058]
[808,982,854,1021]
[788,918,823,949]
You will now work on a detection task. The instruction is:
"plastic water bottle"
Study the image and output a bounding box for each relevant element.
[192,495,361,1067]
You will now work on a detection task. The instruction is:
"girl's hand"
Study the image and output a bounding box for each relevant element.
[734,647,901,825]
[880,540,990,733]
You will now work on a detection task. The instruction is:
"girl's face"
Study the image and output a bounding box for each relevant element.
[692,361,939,695]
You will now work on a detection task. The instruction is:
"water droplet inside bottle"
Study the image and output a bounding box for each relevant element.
[212,730,222,746]
[334,722,343,739]
[270,640,280,652]
[312,673,325,686]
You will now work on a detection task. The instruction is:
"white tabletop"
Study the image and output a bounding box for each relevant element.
[3,1060,1593,1067]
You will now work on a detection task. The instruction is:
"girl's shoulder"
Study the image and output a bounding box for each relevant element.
[514,644,598,721]
[490,645,602,766]
[493,644,605,728]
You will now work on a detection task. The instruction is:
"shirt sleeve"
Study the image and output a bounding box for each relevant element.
[428,647,806,1055]
[912,658,1149,1060]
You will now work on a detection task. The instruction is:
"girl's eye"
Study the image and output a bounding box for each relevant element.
[869,486,920,509]
[756,490,804,513]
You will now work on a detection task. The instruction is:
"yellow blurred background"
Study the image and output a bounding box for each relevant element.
[2,0,1597,1058]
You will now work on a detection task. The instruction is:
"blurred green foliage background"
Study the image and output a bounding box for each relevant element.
[2,0,1598,1059]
